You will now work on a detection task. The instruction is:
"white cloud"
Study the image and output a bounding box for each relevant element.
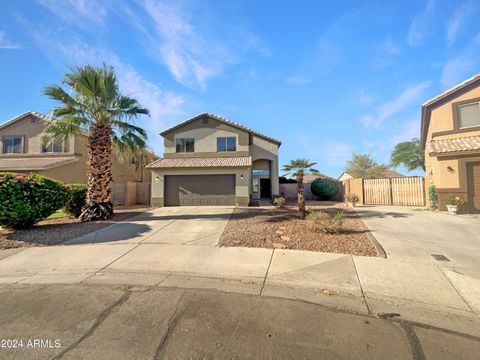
[294,134,352,168]
[357,90,374,105]
[324,142,352,167]
[137,0,267,90]
[38,0,108,27]
[22,22,185,149]
[441,56,475,88]
[380,38,400,55]
[447,1,476,45]
[391,119,421,144]
[0,31,21,49]
[407,0,436,47]
[361,81,431,129]
[285,76,312,85]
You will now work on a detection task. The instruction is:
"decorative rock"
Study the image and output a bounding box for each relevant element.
[280,236,290,241]
[275,230,284,236]
[272,243,287,249]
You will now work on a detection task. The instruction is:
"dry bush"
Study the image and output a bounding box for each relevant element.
[308,210,346,234]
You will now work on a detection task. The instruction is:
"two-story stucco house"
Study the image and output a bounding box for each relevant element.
[0,111,155,185]
[421,74,480,212]
[147,113,281,206]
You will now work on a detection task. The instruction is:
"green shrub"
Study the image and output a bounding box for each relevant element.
[0,172,68,229]
[310,178,339,200]
[279,176,296,184]
[65,183,88,217]
[428,184,438,210]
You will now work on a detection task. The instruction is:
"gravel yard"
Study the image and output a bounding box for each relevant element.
[0,207,150,249]
[219,203,378,256]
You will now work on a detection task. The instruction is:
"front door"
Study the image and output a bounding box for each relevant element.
[467,162,480,213]
[260,178,271,199]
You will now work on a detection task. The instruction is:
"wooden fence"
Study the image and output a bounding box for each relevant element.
[345,177,425,206]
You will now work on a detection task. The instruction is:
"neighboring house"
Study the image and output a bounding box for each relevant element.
[338,170,405,181]
[421,74,480,212]
[147,113,281,206]
[303,173,335,183]
[0,112,155,202]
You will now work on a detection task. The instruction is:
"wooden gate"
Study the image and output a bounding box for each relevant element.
[363,177,425,206]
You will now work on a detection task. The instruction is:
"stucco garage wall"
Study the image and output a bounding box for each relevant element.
[151,167,251,207]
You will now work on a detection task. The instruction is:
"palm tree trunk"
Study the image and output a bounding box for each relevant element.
[297,173,306,219]
[79,124,114,221]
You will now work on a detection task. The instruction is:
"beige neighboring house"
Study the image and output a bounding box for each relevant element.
[421,74,480,212]
[338,170,405,182]
[0,112,155,204]
[147,113,281,206]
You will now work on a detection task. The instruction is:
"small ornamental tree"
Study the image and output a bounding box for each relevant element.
[391,138,425,171]
[282,159,317,219]
[0,172,67,229]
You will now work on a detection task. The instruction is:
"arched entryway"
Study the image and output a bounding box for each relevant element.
[251,159,273,200]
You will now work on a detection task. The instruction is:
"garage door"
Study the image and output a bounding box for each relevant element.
[164,175,236,206]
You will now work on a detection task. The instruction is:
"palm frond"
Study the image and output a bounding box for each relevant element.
[42,118,83,144]
[112,131,147,162]
[111,120,148,139]
[44,85,77,108]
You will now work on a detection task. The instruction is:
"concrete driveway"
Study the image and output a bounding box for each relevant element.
[66,206,234,246]
[354,206,480,270]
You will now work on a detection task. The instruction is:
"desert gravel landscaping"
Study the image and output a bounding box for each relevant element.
[0,207,149,249]
[219,203,378,256]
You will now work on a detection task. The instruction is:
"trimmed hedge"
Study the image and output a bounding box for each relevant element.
[0,172,68,229]
[65,183,88,218]
[310,178,339,200]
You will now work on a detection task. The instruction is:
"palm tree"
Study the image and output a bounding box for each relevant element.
[42,65,149,221]
[282,159,317,219]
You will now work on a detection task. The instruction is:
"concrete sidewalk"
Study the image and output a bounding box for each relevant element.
[0,206,479,338]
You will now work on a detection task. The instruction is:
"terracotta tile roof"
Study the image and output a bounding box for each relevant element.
[160,113,282,145]
[426,136,480,155]
[422,74,480,107]
[146,156,252,169]
[0,156,80,171]
[381,170,405,178]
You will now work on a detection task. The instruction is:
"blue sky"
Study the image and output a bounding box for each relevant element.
[1,0,479,178]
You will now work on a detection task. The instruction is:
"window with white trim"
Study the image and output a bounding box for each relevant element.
[458,102,480,128]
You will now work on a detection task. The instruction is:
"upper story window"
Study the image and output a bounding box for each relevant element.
[3,136,23,154]
[176,138,194,153]
[458,102,480,129]
[217,136,236,152]
[42,141,64,153]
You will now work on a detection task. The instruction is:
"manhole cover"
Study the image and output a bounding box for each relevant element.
[431,254,450,262]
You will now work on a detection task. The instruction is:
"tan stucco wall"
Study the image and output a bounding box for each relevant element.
[250,136,279,195]
[0,114,154,185]
[0,114,75,155]
[427,86,480,138]
[424,85,480,208]
[38,160,88,184]
[163,117,250,157]
[150,167,251,206]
